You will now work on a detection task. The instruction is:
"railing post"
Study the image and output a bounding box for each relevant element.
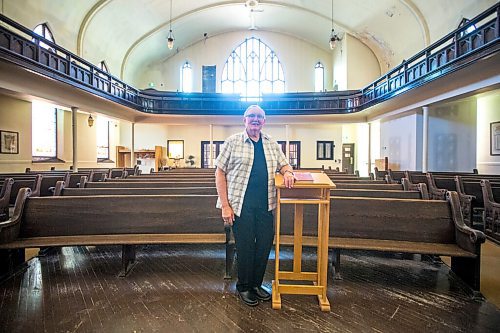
[496,5,500,38]
[425,50,430,74]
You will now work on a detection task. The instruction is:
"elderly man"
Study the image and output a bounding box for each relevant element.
[215,105,294,307]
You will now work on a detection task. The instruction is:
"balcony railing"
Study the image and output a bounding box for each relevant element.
[0,2,498,116]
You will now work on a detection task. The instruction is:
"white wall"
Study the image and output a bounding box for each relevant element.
[477,91,500,174]
[428,100,477,172]
[380,112,420,171]
[132,31,333,92]
[346,34,381,90]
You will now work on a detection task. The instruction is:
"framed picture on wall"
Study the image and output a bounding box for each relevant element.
[0,130,19,154]
[491,121,500,156]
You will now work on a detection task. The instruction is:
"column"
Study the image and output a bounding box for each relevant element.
[131,122,135,167]
[71,107,78,171]
[285,124,290,158]
[367,122,372,176]
[209,124,214,168]
[422,106,429,173]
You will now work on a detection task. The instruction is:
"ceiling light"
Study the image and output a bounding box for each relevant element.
[87,115,94,127]
[329,0,341,49]
[329,29,341,49]
[167,0,175,50]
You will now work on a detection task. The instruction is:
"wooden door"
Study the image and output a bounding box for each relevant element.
[342,143,355,174]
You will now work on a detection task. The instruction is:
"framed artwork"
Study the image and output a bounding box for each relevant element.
[491,121,500,156]
[167,140,184,159]
[0,130,19,154]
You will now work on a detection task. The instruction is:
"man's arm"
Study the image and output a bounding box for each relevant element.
[215,167,235,225]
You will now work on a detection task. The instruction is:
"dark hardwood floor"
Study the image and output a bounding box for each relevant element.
[1,244,499,332]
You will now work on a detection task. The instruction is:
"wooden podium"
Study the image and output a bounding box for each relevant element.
[272,172,335,311]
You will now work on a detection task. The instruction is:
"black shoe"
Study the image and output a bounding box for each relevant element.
[238,290,259,306]
[252,286,272,301]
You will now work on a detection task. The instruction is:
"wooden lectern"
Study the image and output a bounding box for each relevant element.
[272,172,335,311]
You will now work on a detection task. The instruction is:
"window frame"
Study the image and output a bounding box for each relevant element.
[277,141,301,169]
[96,119,111,163]
[221,37,285,100]
[32,106,61,163]
[201,141,225,168]
[181,61,193,93]
[32,22,56,52]
[314,62,325,92]
[317,141,335,160]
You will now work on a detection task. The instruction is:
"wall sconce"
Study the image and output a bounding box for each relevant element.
[87,115,94,127]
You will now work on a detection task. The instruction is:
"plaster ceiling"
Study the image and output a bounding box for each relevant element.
[1,0,496,85]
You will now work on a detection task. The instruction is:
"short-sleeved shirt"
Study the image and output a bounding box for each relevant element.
[215,130,290,217]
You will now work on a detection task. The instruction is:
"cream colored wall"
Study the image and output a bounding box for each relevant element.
[0,94,118,172]
[132,31,333,92]
[332,38,347,91]
[120,122,347,169]
[346,35,381,90]
[0,95,32,172]
[477,91,500,174]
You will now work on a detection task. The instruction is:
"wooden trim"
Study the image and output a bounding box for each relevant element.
[278,235,477,258]
[0,233,227,249]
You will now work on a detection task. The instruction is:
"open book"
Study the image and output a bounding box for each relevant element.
[293,172,314,182]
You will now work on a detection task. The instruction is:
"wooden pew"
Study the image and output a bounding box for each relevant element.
[0,189,233,279]
[330,179,387,184]
[106,177,215,183]
[373,167,388,181]
[85,181,216,188]
[279,191,485,294]
[0,178,14,221]
[9,175,42,204]
[333,183,404,190]
[388,170,406,183]
[405,173,446,200]
[55,183,424,200]
[481,180,500,244]
[54,181,217,196]
[331,188,427,199]
[455,176,500,229]
[426,174,473,226]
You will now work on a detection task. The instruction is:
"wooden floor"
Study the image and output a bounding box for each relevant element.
[1,244,500,333]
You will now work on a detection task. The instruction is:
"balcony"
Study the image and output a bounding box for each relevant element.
[0,3,498,116]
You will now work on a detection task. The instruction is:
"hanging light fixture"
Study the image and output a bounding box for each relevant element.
[87,114,94,127]
[167,0,175,50]
[329,0,341,49]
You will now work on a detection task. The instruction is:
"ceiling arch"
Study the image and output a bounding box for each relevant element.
[76,0,111,57]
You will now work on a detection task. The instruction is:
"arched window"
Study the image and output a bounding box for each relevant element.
[314,62,324,92]
[33,23,55,51]
[181,61,193,92]
[221,37,285,100]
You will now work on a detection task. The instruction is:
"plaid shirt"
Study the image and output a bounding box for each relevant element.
[215,130,290,217]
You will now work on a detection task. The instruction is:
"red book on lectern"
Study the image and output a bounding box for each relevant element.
[293,172,314,182]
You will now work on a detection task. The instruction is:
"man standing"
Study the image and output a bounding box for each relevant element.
[215,105,294,307]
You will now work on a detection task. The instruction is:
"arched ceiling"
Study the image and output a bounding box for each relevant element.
[1,0,497,86]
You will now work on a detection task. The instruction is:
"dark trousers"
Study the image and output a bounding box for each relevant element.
[232,204,274,292]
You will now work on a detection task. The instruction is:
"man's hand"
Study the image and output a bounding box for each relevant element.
[283,172,295,188]
[222,206,235,226]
